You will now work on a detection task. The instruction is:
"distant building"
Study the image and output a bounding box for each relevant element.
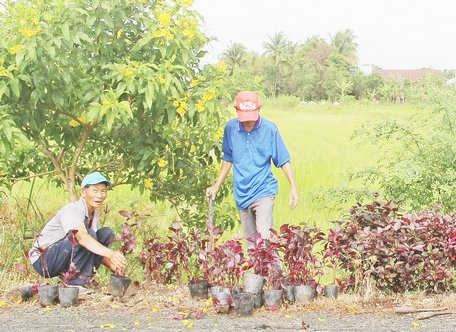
[373,68,441,81]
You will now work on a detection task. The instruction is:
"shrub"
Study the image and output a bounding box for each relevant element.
[325,195,456,292]
[279,224,324,286]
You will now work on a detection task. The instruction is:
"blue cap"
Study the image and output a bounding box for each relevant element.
[80,172,112,188]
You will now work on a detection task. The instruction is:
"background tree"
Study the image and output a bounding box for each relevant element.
[0,0,235,229]
[220,42,247,75]
[353,81,456,212]
[331,29,358,66]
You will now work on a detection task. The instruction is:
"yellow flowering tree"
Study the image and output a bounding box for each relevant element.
[0,0,236,228]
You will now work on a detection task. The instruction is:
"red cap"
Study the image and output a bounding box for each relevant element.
[235,91,260,122]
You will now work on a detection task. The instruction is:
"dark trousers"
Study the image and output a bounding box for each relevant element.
[33,227,114,285]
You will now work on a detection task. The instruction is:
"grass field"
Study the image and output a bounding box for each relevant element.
[0,100,424,288]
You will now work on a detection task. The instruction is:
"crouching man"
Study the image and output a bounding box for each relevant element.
[29,172,126,294]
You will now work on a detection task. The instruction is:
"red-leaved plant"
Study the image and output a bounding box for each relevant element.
[140,235,167,283]
[324,194,456,292]
[247,230,284,290]
[279,224,324,286]
[60,230,81,286]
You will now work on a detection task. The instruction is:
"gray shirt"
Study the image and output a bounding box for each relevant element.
[28,198,100,264]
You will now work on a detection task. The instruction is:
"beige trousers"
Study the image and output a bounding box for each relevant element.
[239,195,275,249]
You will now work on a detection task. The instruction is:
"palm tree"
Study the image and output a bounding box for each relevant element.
[221,42,247,75]
[262,31,289,65]
[331,29,358,66]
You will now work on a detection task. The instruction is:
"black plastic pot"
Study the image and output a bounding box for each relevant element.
[58,287,79,307]
[324,284,339,299]
[108,275,132,297]
[188,280,209,299]
[231,286,243,295]
[233,292,255,316]
[263,289,283,308]
[294,285,316,304]
[38,285,59,307]
[253,290,263,308]
[283,284,295,303]
[243,272,265,293]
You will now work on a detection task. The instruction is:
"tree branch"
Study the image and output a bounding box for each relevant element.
[68,124,94,199]
[4,170,57,182]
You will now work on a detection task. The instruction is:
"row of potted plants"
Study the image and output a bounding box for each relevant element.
[138,220,341,314]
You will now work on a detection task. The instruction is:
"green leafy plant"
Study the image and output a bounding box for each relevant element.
[0,0,233,229]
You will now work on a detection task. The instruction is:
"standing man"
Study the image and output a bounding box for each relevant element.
[29,172,126,293]
[206,91,299,247]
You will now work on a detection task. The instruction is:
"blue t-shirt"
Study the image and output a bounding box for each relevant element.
[222,117,291,209]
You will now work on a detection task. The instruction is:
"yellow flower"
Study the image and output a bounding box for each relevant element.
[159,76,166,84]
[196,102,205,113]
[19,28,40,37]
[182,29,194,38]
[181,0,193,6]
[133,322,140,327]
[172,100,180,107]
[0,69,9,77]
[216,62,228,74]
[152,29,174,40]
[158,159,168,168]
[176,107,186,116]
[100,323,116,329]
[202,91,216,101]
[212,129,223,141]
[69,114,86,127]
[179,100,187,109]
[143,178,153,189]
[182,319,193,328]
[198,75,206,82]
[190,145,196,153]
[190,79,199,87]
[32,17,40,25]
[120,67,133,78]
[157,13,171,27]
[8,44,24,55]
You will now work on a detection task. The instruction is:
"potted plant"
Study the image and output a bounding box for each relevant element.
[246,231,284,309]
[279,224,324,304]
[322,229,343,299]
[186,228,213,300]
[59,262,80,307]
[58,230,81,307]
[209,237,249,313]
[33,231,59,307]
[108,210,138,297]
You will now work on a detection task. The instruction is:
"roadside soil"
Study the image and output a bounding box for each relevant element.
[1,282,456,331]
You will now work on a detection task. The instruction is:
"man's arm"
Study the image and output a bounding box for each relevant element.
[205,160,233,202]
[74,226,126,273]
[281,161,299,209]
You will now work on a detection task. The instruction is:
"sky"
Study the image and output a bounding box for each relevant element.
[192,0,456,70]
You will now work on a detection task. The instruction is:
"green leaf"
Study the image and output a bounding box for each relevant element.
[62,23,70,41]
[10,80,20,98]
[144,83,153,110]
[78,31,91,43]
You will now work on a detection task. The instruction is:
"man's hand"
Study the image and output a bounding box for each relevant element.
[108,251,127,274]
[205,185,219,203]
[289,187,299,210]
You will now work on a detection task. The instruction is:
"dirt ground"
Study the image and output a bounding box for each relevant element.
[1,283,456,331]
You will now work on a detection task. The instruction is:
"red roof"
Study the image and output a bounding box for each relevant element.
[374,69,440,81]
